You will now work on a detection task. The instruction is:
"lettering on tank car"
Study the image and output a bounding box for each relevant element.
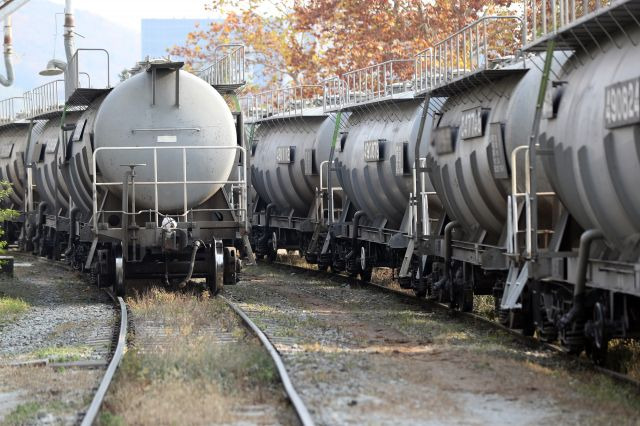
[605,77,640,128]
[395,142,409,176]
[489,122,509,179]
[156,135,177,143]
[432,126,457,155]
[460,107,489,140]
[276,146,294,164]
[304,149,316,175]
[364,139,384,162]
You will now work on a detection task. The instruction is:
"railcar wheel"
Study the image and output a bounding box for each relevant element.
[585,302,608,365]
[532,291,557,342]
[114,244,126,297]
[206,240,225,296]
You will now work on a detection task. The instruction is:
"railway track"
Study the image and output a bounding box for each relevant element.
[16,254,131,425]
[80,290,128,426]
[270,259,640,393]
[222,295,314,426]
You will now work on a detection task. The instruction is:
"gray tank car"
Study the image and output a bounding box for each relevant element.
[525,21,640,358]
[427,56,557,245]
[335,99,440,230]
[251,115,334,217]
[249,105,337,261]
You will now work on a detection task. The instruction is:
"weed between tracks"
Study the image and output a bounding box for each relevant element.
[0,295,29,327]
[100,287,293,425]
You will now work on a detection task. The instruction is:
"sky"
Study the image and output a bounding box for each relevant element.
[48,0,223,30]
[0,0,221,98]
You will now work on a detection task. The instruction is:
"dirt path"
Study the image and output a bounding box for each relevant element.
[227,264,640,426]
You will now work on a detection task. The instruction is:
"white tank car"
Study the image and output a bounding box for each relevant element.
[89,66,237,213]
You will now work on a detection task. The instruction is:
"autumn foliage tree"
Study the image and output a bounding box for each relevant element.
[171,0,514,89]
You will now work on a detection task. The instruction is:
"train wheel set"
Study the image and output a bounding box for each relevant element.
[1,0,640,370]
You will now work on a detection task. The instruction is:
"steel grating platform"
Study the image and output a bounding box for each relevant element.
[419,68,529,98]
[66,88,112,108]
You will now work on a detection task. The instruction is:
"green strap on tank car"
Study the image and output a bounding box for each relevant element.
[330,111,342,148]
[247,122,256,152]
[536,40,556,108]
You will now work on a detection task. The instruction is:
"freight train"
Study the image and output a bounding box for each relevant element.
[0,1,248,296]
[245,0,640,363]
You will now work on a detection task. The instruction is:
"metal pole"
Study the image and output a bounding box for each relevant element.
[413,95,431,241]
[528,40,556,260]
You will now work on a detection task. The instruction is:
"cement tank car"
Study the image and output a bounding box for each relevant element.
[2,22,249,296]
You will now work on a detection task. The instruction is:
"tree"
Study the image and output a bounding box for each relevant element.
[171,0,514,89]
[0,181,19,255]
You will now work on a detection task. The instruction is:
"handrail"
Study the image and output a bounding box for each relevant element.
[23,80,65,118]
[524,0,615,43]
[92,145,248,231]
[340,59,414,108]
[241,85,324,123]
[319,160,343,224]
[65,48,110,99]
[415,15,524,94]
[0,96,23,124]
[198,44,245,87]
[322,76,345,112]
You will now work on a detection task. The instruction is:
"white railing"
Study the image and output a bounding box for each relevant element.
[198,44,245,88]
[415,15,524,94]
[524,0,615,43]
[0,97,24,125]
[508,146,555,258]
[319,160,343,224]
[66,48,111,99]
[92,145,248,231]
[23,80,65,118]
[341,59,414,107]
[322,77,345,112]
[240,85,324,123]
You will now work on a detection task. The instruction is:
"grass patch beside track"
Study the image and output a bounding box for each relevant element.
[31,345,92,363]
[0,295,29,327]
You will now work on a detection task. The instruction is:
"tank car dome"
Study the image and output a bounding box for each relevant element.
[94,66,236,212]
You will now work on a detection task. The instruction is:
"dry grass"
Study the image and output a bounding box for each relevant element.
[607,339,640,381]
[100,288,293,425]
[0,295,29,326]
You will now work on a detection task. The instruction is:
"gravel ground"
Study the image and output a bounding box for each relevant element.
[226,263,640,426]
[0,251,116,425]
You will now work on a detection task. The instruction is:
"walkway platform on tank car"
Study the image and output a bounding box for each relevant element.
[416,68,528,98]
[66,88,112,108]
[324,90,416,114]
[523,0,640,52]
[0,120,30,130]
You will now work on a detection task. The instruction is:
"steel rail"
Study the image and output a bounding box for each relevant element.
[270,261,640,392]
[80,295,127,426]
[221,296,314,426]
